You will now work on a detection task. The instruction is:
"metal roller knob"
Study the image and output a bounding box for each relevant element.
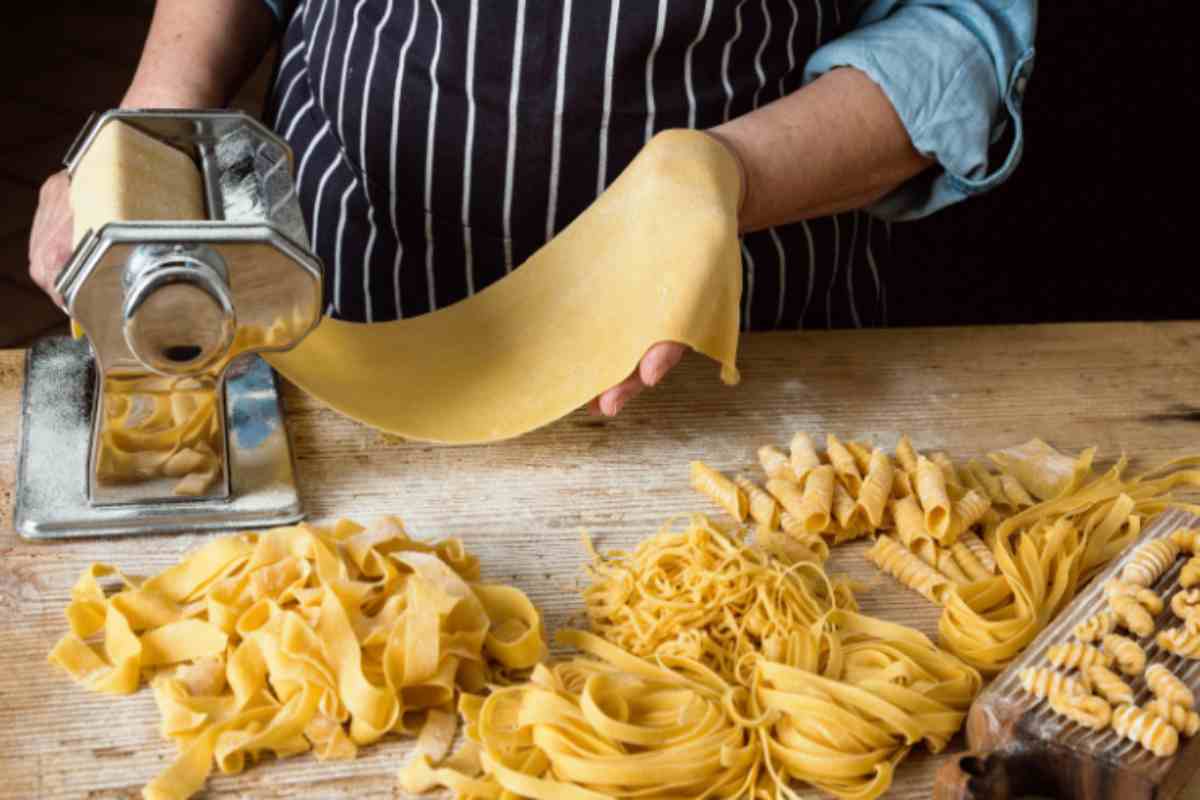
[122,244,236,375]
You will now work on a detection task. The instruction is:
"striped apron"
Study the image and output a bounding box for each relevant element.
[266,0,891,330]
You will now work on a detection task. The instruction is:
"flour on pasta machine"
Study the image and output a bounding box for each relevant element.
[14,110,323,539]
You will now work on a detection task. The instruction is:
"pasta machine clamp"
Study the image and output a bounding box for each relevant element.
[14,109,324,539]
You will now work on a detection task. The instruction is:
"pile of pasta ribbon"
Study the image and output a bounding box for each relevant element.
[402,515,981,800]
[940,447,1200,674]
[48,517,545,800]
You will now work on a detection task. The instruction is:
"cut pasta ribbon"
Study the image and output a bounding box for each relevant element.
[48,517,546,800]
[411,514,980,800]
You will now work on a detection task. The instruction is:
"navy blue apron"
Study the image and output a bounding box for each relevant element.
[266,0,890,330]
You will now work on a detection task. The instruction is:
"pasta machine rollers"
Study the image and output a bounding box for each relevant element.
[14,110,324,539]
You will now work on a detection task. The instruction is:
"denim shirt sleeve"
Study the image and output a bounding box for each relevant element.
[262,0,290,24]
[804,1,1037,221]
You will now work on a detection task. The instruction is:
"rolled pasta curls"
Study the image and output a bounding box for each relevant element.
[758,445,797,483]
[844,439,875,474]
[1157,626,1200,659]
[1171,528,1200,555]
[1112,704,1179,757]
[1101,634,1146,677]
[1086,665,1134,706]
[787,432,820,478]
[1146,663,1194,708]
[1073,611,1118,644]
[690,461,747,521]
[755,524,827,566]
[825,433,863,496]
[1172,589,1200,623]
[915,456,953,544]
[1146,698,1200,737]
[1104,579,1165,615]
[894,434,920,475]
[1048,690,1112,731]
[1182,557,1200,589]
[950,540,992,582]
[936,548,973,586]
[1109,595,1156,637]
[866,535,952,605]
[1046,641,1112,671]
[1120,539,1181,588]
[854,448,894,529]
[1019,667,1088,700]
[735,476,780,529]
[957,529,997,575]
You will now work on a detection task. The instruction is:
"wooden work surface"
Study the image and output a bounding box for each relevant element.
[4,321,1200,800]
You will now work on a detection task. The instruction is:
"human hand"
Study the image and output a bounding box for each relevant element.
[28,170,73,309]
[590,341,688,416]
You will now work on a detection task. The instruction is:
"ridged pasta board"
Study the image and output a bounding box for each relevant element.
[936,509,1200,800]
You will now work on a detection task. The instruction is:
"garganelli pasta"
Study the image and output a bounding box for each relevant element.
[758,445,796,482]
[916,456,953,543]
[788,432,821,478]
[47,517,545,800]
[735,475,780,529]
[854,448,894,529]
[690,461,747,521]
[866,535,953,605]
[825,434,863,495]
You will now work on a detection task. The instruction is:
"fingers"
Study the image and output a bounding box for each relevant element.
[591,341,690,417]
[638,341,687,387]
[28,171,72,309]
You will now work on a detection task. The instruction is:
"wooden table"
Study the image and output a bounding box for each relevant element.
[4,321,1200,800]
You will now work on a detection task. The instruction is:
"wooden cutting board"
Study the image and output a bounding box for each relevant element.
[5,322,1200,798]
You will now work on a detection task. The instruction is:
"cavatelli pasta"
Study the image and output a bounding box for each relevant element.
[1048,690,1112,731]
[757,445,796,483]
[825,434,863,496]
[1046,641,1112,671]
[788,433,821,479]
[1112,704,1179,757]
[1172,528,1200,556]
[1110,595,1156,637]
[956,529,996,575]
[1146,698,1200,737]
[734,476,780,529]
[866,534,952,606]
[1019,666,1087,700]
[1105,579,1165,615]
[1121,539,1180,588]
[1146,664,1194,708]
[690,461,747,521]
[1102,634,1146,677]
[1074,612,1119,644]
[1158,627,1200,659]
[854,449,894,529]
[916,456,953,544]
[1182,557,1200,590]
[1086,665,1134,706]
[1172,589,1200,623]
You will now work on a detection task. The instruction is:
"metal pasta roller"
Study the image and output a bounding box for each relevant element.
[14,110,323,539]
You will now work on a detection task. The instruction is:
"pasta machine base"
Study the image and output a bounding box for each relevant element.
[935,509,1200,800]
[13,336,303,539]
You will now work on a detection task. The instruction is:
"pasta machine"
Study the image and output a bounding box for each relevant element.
[14,110,324,539]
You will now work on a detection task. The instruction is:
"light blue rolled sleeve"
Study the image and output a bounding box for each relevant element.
[262,0,290,23]
[805,0,1037,220]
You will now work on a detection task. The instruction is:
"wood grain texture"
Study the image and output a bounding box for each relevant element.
[5,321,1200,799]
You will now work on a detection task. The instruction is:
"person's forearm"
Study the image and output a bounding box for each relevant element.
[709,67,933,234]
[122,0,276,109]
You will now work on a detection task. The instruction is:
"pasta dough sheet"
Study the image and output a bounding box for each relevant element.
[72,122,742,443]
[265,130,743,443]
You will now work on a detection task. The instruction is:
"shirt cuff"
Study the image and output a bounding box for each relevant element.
[805,5,1035,221]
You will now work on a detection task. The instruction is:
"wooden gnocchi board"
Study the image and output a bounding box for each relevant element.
[937,509,1200,800]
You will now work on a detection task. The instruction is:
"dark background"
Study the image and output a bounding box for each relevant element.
[0,1,1194,345]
